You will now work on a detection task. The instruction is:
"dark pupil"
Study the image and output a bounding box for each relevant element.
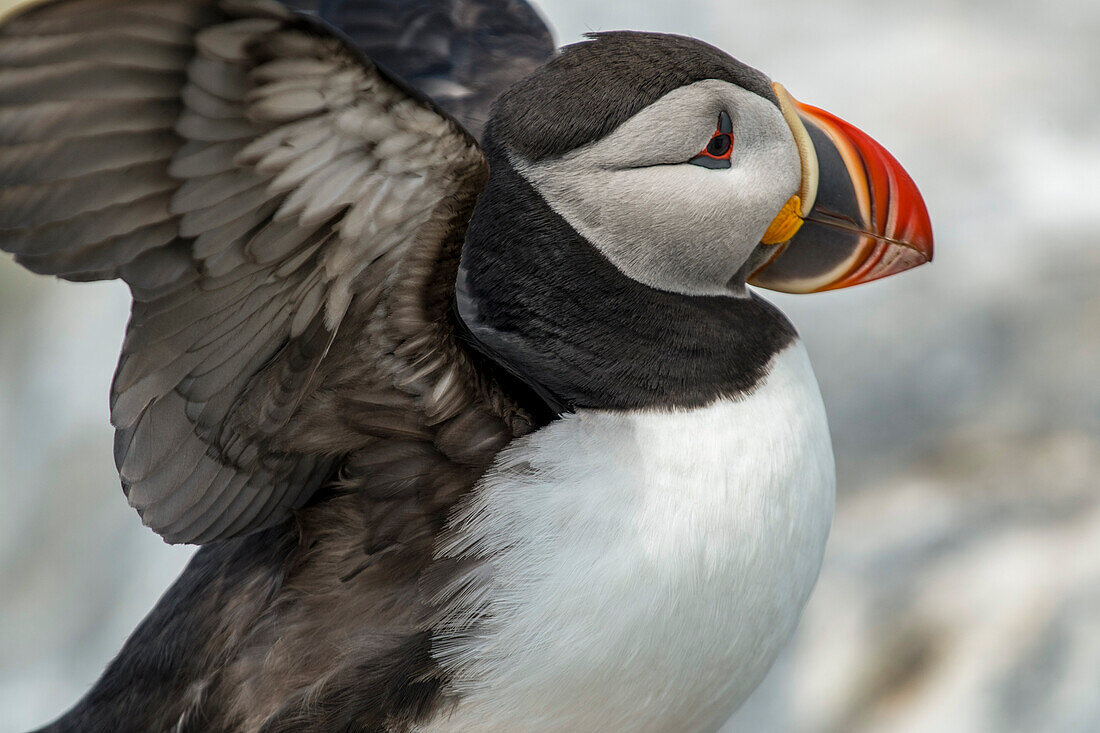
[707,134,731,157]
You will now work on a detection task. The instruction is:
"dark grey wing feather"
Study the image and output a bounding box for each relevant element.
[0,0,490,545]
[282,0,555,139]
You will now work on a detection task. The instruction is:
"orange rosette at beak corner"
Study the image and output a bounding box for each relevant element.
[749,89,934,294]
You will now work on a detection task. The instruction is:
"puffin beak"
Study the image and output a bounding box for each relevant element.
[748,84,933,293]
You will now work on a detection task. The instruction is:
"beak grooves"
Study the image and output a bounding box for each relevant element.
[750,85,934,293]
[798,102,934,288]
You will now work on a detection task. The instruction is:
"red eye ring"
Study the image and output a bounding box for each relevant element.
[689,111,734,168]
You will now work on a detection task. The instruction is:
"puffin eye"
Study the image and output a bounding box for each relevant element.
[706,135,731,157]
[689,110,734,169]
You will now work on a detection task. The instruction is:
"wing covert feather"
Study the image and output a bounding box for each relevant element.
[281,0,555,139]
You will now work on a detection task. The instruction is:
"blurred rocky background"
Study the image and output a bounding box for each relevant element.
[1,0,1098,731]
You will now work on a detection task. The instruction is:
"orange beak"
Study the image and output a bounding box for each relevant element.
[749,85,933,294]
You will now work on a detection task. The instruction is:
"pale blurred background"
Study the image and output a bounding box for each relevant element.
[1,0,1098,731]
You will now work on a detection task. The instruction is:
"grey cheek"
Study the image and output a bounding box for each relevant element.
[602,204,747,296]
[569,193,604,229]
[520,164,754,297]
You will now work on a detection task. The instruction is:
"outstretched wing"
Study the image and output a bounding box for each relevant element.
[281,0,555,139]
[0,0,510,544]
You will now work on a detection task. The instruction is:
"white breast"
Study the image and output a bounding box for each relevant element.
[424,341,835,733]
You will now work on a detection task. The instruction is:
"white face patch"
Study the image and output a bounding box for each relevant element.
[512,80,802,297]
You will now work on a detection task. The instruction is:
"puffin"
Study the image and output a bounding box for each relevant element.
[0,0,933,731]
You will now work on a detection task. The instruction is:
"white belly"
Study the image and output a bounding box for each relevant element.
[424,341,835,733]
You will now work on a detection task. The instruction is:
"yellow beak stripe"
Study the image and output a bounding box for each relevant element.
[773,83,819,217]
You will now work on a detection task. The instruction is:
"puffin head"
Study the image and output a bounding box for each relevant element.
[458,31,933,413]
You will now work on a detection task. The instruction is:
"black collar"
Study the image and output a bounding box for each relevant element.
[456,152,798,414]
